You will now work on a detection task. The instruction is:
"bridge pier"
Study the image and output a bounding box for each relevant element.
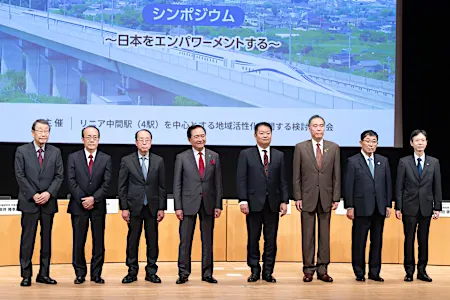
[43,49,81,101]
[20,41,51,96]
[122,77,176,105]
[0,33,23,75]
[77,61,120,103]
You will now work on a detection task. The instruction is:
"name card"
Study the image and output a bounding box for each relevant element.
[165,197,175,214]
[106,199,119,214]
[0,200,20,215]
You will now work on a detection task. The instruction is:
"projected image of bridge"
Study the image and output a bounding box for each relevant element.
[0,0,395,109]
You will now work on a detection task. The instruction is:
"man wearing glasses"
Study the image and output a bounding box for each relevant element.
[67,126,112,284]
[118,129,167,284]
[14,119,64,287]
[343,130,392,282]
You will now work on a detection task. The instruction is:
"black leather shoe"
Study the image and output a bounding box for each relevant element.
[176,276,188,284]
[417,273,432,282]
[202,276,218,283]
[145,274,161,283]
[74,276,85,284]
[356,276,365,282]
[262,274,276,283]
[36,275,57,284]
[20,278,31,287]
[247,273,260,282]
[91,276,105,284]
[404,275,413,282]
[122,275,137,284]
[368,275,384,282]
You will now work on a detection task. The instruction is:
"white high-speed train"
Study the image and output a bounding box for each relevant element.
[20,8,353,100]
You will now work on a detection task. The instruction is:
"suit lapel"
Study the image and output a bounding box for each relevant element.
[188,150,201,179]
[28,142,41,172]
[358,154,373,179]
[132,152,145,181]
[253,146,266,177]
[304,141,319,171]
[79,150,90,177]
[41,145,52,174]
[421,157,430,179]
[321,141,331,169]
[373,154,382,180]
[90,152,101,178]
[408,155,420,182]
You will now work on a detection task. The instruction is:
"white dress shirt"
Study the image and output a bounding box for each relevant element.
[85,149,97,165]
[360,150,374,169]
[138,152,150,171]
[257,144,270,164]
[192,147,206,169]
[312,139,323,157]
[414,152,425,169]
[33,141,45,158]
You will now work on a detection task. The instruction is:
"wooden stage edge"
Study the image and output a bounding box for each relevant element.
[1,262,450,299]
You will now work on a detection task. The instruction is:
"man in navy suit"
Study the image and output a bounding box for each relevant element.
[67,126,112,284]
[344,130,392,282]
[395,129,442,282]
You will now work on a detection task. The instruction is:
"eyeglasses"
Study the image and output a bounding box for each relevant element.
[34,130,50,135]
[363,140,378,145]
[84,136,99,141]
[137,138,151,143]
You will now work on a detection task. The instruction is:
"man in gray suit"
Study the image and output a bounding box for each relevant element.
[174,125,223,284]
[395,129,442,282]
[293,115,340,283]
[14,119,64,287]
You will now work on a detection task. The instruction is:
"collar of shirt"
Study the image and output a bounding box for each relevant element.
[360,150,374,164]
[312,138,323,148]
[414,152,425,165]
[85,148,97,160]
[33,141,45,153]
[257,144,270,154]
[138,152,150,160]
[192,147,206,157]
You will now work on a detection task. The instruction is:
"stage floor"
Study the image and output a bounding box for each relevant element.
[0,262,449,299]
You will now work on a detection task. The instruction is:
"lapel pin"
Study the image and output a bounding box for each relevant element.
[426,163,429,166]
[377,162,381,165]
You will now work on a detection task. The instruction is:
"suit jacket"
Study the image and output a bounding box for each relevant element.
[236,146,289,212]
[14,142,64,214]
[173,148,223,216]
[395,155,442,217]
[343,153,392,217]
[67,150,112,216]
[118,152,167,217]
[293,139,341,213]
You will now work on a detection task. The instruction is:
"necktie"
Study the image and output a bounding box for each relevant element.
[417,157,422,176]
[37,148,43,167]
[316,143,322,169]
[263,150,269,177]
[368,157,374,178]
[88,155,93,175]
[142,157,148,205]
[198,152,205,178]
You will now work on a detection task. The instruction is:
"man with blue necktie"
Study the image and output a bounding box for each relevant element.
[343,130,392,282]
[118,129,167,284]
[395,130,442,282]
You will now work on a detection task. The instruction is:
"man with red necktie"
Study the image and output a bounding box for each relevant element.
[67,126,112,284]
[293,115,341,283]
[173,125,223,284]
[14,119,64,287]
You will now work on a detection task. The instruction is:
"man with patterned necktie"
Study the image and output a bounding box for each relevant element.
[292,115,341,283]
[395,129,442,282]
[343,130,392,282]
[67,126,112,284]
[14,119,64,287]
[118,129,167,284]
[236,122,289,283]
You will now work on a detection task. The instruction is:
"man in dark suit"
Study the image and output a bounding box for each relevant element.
[118,129,167,284]
[174,124,223,284]
[67,126,112,284]
[236,122,289,283]
[343,130,392,282]
[14,119,64,287]
[395,129,442,282]
[292,115,340,283]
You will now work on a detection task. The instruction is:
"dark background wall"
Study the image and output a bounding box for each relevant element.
[0,1,448,200]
